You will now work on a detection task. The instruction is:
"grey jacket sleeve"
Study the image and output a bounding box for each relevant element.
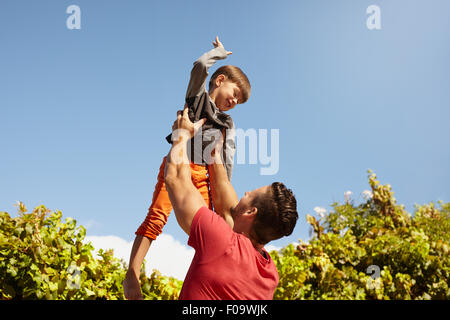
[185,46,229,101]
[223,122,236,181]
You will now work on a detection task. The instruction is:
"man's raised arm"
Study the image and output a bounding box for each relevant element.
[207,130,239,228]
[164,107,207,235]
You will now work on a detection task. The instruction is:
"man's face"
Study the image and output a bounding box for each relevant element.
[232,185,271,219]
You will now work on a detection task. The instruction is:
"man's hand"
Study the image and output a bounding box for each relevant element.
[171,104,206,142]
[208,128,225,165]
[212,36,232,55]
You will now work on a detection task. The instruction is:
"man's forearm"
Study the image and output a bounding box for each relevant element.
[164,133,191,188]
[164,124,208,235]
[208,159,238,226]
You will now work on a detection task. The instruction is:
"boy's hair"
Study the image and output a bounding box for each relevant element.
[250,182,298,245]
[209,65,251,104]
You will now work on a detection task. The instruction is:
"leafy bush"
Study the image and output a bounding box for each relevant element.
[0,203,181,300]
[272,171,449,300]
[1,171,448,300]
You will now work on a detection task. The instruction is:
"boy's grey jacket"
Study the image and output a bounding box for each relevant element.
[165,46,236,181]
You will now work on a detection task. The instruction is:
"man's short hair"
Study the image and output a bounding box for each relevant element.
[250,182,298,245]
[209,65,251,104]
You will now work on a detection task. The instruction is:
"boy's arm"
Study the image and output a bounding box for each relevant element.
[185,36,232,99]
[166,37,231,145]
[123,235,151,300]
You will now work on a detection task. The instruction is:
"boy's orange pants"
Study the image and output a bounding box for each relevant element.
[136,156,213,240]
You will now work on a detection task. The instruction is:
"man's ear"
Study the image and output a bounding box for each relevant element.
[245,207,258,218]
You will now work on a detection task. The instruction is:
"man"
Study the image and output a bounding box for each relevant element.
[162,106,298,300]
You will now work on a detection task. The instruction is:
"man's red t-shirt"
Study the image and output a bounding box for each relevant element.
[179,206,279,300]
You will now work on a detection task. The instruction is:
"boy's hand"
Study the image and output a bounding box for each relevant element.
[212,36,232,55]
[123,270,143,300]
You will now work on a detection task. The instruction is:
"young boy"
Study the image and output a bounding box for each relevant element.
[123,37,251,299]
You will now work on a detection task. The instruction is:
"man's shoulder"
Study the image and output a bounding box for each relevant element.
[188,206,235,252]
[193,206,230,227]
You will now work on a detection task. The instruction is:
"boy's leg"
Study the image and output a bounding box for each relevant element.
[136,156,173,240]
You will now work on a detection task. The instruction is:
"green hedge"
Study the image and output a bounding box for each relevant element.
[272,171,449,300]
[1,171,448,299]
[0,203,181,300]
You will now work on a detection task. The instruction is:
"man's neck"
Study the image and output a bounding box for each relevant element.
[252,241,265,255]
[243,232,265,256]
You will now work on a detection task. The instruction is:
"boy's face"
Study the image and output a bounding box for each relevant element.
[213,79,243,112]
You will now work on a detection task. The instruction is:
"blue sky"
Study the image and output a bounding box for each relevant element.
[1,0,450,255]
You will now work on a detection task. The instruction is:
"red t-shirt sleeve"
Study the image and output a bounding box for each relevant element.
[188,206,234,262]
